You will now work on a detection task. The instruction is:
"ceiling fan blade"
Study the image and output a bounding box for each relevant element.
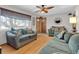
[34,10,40,13]
[36,6,41,8]
[47,6,54,9]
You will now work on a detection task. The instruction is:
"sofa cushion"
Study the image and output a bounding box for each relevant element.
[19,29,27,35]
[20,29,34,34]
[64,33,72,43]
[39,37,72,54]
[19,34,35,39]
[27,30,34,34]
[39,45,69,54]
[68,34,79,54]
[55,37,66,43]
[10,31,17,34]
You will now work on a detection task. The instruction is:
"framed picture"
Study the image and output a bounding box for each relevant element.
[54,17,62,24]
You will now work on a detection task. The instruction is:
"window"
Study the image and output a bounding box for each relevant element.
[12,18,32,28]
[0,15,32,29]
[0,8,31,30]
[0,16,11,29]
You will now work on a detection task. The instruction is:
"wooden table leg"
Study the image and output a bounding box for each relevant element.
[0,47,1,54]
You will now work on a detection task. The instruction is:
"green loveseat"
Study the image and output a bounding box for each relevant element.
[6,28,37,49]
[48,26,66,36]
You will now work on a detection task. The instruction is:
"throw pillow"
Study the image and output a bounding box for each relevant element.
[11,28,16,31]
[16,30,22,37]
[11,28,17,34]
[56,31,65,39]
[27,30,33,34]
[64,33,73,43]
[19,29,27,35]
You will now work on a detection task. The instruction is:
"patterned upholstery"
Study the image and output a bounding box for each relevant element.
[48,26,66,36]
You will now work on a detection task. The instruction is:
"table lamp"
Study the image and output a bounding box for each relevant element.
[70,14,77,32]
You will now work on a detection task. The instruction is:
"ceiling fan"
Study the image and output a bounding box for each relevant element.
[35,5,54,13]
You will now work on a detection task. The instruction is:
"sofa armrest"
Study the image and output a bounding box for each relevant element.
[6,31,16,37]
[6,32,20,49]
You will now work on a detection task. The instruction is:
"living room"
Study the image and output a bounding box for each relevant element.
[0,5,79,54]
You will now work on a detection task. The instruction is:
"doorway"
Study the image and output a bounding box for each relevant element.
[36,17,46,33]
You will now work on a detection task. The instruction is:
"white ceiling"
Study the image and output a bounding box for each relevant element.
[0,5,76,16]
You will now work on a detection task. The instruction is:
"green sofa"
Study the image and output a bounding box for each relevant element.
[39,33,79,54]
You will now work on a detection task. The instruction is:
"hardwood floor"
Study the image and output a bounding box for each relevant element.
[1,34,53,54]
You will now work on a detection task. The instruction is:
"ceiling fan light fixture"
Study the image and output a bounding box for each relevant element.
[44,8,48,13]
[40,9,48,13]
[41,11,45,13]
[45,10,48,13]
[44,8,48,11]
[36,5,54,13]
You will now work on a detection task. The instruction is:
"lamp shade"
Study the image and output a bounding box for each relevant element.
[70,16,77,23]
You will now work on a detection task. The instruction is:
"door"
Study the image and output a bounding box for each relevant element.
[36,17,46,33]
